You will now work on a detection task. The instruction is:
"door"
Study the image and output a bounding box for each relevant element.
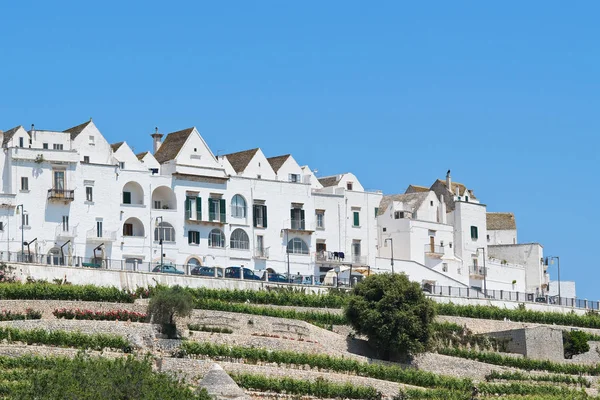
[54,171,65,193]
[352,241,361,263]
[429,236,435,253]
[256,235,264,252]
[96,221,103,238]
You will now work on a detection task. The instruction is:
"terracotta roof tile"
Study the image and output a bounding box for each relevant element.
[223,148,259,173]
[136,151,148,160]
[153,127,194,164]
[318,175,342,187]
[432,179,476,199]
[266,154,290,173]
[405,185,429,194]
[487,212,516,230]
[111,142,124,152]
[378,192,430,216]
[2,126,22,147]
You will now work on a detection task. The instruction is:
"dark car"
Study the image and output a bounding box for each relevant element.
[152,264,184,275]
[191,266,223,278]
[263,273,289,283]
[225,266,261,280]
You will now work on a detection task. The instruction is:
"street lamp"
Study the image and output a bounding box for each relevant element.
[477,247,487,296]
[15,205,24,261]
[546,256,561,305]
[155,216,164,269]
[384,238,394,274]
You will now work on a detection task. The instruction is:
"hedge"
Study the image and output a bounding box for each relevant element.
[438,347,600,375]
[53,308,147,322]
[232,373,380,399]
[179,341,471,390]
[0,327,130,351]
[485,370,590,388]
[0,309,41,321]
[0,282,141,303]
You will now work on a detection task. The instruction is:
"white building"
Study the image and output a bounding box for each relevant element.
[0,121,381,282]
[0,121,573,297]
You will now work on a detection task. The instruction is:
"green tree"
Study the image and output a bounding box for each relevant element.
[344,273,436,359]
[147,285,194,338]
[563,330,590,359]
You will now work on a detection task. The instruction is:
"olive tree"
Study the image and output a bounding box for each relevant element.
[147,285,194,338]
[344,273,435,359]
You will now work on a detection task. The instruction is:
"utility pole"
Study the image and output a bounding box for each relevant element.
[156,216,164,270]
[477,247,487,297]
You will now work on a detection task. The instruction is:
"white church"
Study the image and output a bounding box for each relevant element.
[0,120,572,299]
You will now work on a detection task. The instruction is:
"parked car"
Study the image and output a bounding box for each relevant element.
[263,272,289,283]
[191,266,223,278]
[152,264,184,275]
[225,266,261,280]
[291,275,316,285]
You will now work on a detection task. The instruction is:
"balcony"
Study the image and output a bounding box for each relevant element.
[86,228,117,242]
[47,189,74,202]
[254,248,269,259]
[316,251,347,264]
[350,255,368,266]
[424,244,445,257]
[469,265,486,279]
[288,219,314,234]
[56,225,77,239]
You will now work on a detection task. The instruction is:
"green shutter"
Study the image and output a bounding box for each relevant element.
[123,192,131,204]
[471,226,478,240]
[300,209,305,230]
[253,205,258,227]
[188,230,193,244]
[219,199,226,223]
[262,205,268,228]
[196,197,202,220]
[185,197,192,219]
[209,198,216,221]
[375,207,379,218]
[353,211,360,227]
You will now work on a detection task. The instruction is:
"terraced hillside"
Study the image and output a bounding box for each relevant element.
[0,281,597,399]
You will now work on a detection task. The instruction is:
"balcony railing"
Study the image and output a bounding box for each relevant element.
[424,244,445,256]
[254,248,269,259]
[55,225,77,238]
[316,251,347,262]
[469,265,487,278]
[350,255,368,265]
[47,189,74,201]
[86,228,117,241]
[291,219,305,230]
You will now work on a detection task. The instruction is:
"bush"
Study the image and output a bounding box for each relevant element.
[53,308,147,323]
[148,286,194,338]
[563,330,590,359]
[0,327,130,351]
[345,273,436,359]
[485,370,590,387]
[0,309,42,321]
[0,282,138,302]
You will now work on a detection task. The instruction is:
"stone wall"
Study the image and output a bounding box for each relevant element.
[486,326,564,362]
[486,329,526,356]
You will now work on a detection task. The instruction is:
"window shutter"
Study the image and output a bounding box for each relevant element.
[353,211,360,227]
[188,231,193,244]
[375,207,379,218]
[196,197,202,220]
[262,205,268,228]
[219,199,226,223]
[185,197,192,219]
[300,209,305,229]
[253,205,258,227]
[123,192,131,204]
[209,199,216,221]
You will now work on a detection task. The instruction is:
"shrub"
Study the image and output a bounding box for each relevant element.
[147,285,194,338]
[52,308,147,322]
[485,370,590,387]
[345,273,436,359]
[187,324,232,334]
[0,282,138,302]
[563,330,590,359]
[0,309,42,321]
[0,326,129,351]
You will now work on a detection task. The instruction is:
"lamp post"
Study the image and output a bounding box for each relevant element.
[284,228,291,283]
[477,247,487,297]
[155,216,164,269]
[385,238,394,274]
[15,205,24,262]
[546,256,561,305]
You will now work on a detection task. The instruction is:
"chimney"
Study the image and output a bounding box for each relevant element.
[151,127,163,154]
[446,170,452,193]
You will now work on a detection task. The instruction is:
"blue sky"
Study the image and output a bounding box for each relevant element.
[1,1,598,299]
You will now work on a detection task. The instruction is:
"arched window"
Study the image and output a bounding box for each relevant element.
[187,257,201,267]
[208,229,225,248]
[231,194,247,218]
[154,222,175,242]
[287,238,309,255]
[230,229,249,250]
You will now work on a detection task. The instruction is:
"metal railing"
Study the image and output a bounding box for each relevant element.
[425,284,599,311]
[290,219,306,230]
[55,225,77,238]
[47,189,74,201]
[86,229,117,241]
[424,244,444,255]
[469,265,487,277]
[253,248,269,259]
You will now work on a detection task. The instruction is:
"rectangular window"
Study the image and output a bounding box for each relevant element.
[19,137,24,148]
[288,174,300,183]
[347,182,353,190]
[353,211,360,227]
[374,207,379,218]
[20,177,28,191]
[62,216,69,231]
[123,191,131,204]
[253,205,268,228]
[119,162,125,169]
[89,136,95,145]
[290,208,305,230]
[123,223,133,236]
[208,198,226,222]
[96,221,102,237]
[154,200,161,209]
[83,156,90,163]
[42,143,48,149]
[470,226,478,240]
[316,210,324,229]
[53,144,64,150]
[22,214,29,227]
[86,187,93,202]
[188,230,200,245]
[53,170,65,191]
[0,222,4,231]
